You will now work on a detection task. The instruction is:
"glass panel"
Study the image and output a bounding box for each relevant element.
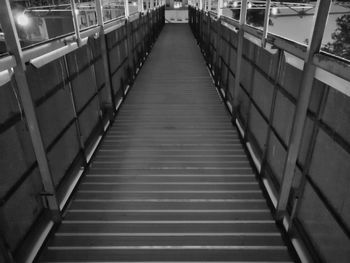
[223,0,240,20]
[268,1,315,45]
[174,0,184,9]
[75,0,98,29]
[211,0,218,12]
[321,3,350,61]
[246,1,265,29]
[103,0,125,22]
[0,22,8,56]
[129,1,139,15]
[11,0,76,49]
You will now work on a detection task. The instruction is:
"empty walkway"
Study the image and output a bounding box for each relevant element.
[39,24,295,262]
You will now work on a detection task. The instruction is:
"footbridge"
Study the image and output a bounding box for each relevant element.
[0,1,349,262]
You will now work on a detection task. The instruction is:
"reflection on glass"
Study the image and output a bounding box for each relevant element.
[103,0,125,22]
[246,1,265,28]
[10,1,76,48]
[321,3,350,61]
[268,1,315,46]
[74,0,98,29]
[0,22,8,55]
[129,1,139,15]
[222,0,239,20]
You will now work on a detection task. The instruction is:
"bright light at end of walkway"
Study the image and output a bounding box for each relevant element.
[16,13,30,27]
[271,7,278,15]
[247,1,252,9]
[75,9,80,15]
[233,1,238,8]
[133,2,137,6]
[223,1,228,7]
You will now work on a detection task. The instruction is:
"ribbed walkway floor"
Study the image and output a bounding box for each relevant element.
[39,24,294,262]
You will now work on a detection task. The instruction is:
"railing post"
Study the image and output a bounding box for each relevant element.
[232,0,248,113]
[276,0,332,219]
[95,0,116,114]
[0,0,60,219]
[217,0,223,17]
[261,0,271,47]
[199,0,203,10]
[125,0,130,18]
[70,0,81,43]
[138,0,144,13]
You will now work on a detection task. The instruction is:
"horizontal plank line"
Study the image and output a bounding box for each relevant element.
[86,174,255,177]
[100,144,243,146]
[96,155,247,157]
[88,168,252,170]
[73,199,265,202]
[68,209,270,213]
[81,182,258,185]
[99,149,245,152]
[62,220,275,224]
[43,262,292,263]
[92,161,250,164]
[55,233,281,237]
[47,245,286,250]
[78,190,261,193]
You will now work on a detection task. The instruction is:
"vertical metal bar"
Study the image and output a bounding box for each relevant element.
[63,56,87,164]
[138,0,144,13]
[124,0,130,18]
[0,0,60,216]
[208,0,211,11]
[276,0,332,219]
[150,0,154,9]
[70,0,81,43]
[261,0,271,47]
[290,85,329,224]
[87,44,105,133]
[260,49,285,168]
[232,0,248,112]
[95,0,116,115]
[199,0,203,10]
[217,0,223,17]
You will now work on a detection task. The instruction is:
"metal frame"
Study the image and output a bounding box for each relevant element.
[261,0,271,47]
[217,0,223,17]
[0,1,163,261]
[276,0,332,219]
[232,0,248,111]
[70,0,82,43]
[189,1,349,260]
[95,0,116,112]
[0,0,61,217]
[125,0,130,18]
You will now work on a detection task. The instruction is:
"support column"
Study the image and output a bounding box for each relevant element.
[208,0,211,11]
[150,0,154,9]
[232,0,248,112]
[276,0,331,219]
[0,0,60,218]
